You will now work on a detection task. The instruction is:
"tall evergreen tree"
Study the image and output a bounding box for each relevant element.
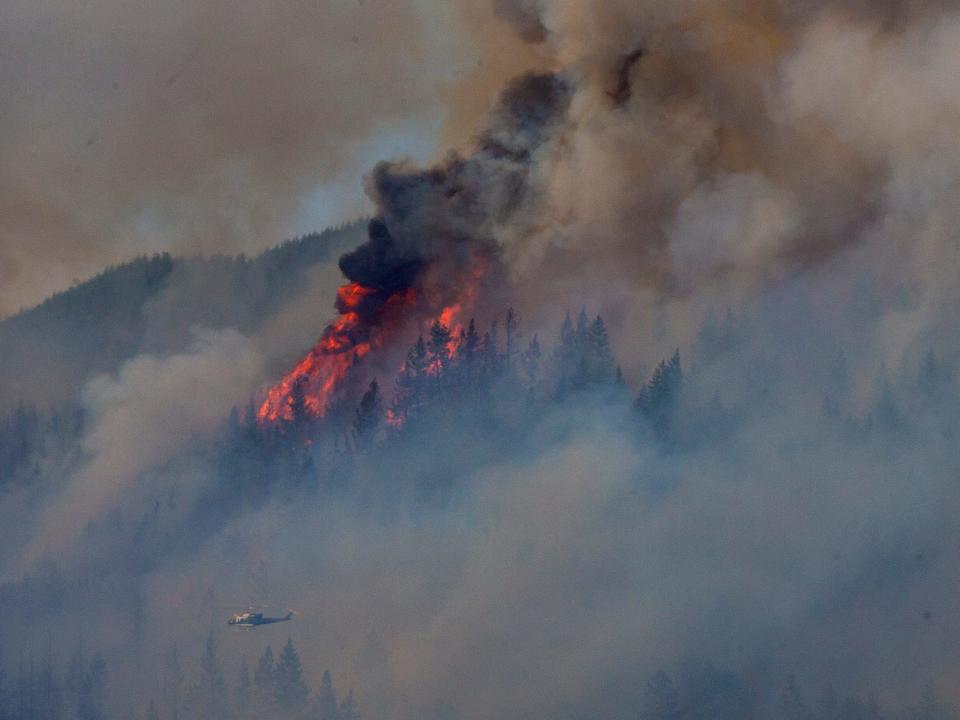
[339,689,360,720]
[393,337,428,423]
[0,650,6,720]
[780,675,812,720]
[289,375,312,430]
[316,670,337,720]
[353,379,384,448]
[163,645,183,720]
[254,646,274,691]
[67,643,86,720]
[38,652,61,720]
[644,670,681,720]
[914,683,954,720]
[523,334,542,389]
[636,350,683,441]
[145,699,160,720]
[199,633,226,720]
[237,657,252,709]
[505,308,519,368]
[575,308,589,346]
[274,638,309,712]
[428,321,452,368]
[587,314,615,383]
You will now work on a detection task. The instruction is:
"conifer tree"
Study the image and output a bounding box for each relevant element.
[254,646,274,691]
[428,321,452,368]
[163,645,183,720]
[644,670,681,720]
[393,337,428,422]
[588,314,615,383]
[458,319,481,392]
[637,350,683,441]
[199,634,226,720]
[289,375,311,429]
[523,334,542,389]
[273,638,309,712]
[505,308,519,368]
[339,689,360,720]
[0,650,6,720]
[781,675,812,720]
[317,670,338,720]
[353,379,384,448]
[575,308,589,346]
[237,656,252,709]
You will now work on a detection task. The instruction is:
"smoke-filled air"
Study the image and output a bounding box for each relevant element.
[2,1,960,719]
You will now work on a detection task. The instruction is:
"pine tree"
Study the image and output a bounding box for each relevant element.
[914,683,952,720]
[781,675,811,720]
[479,320,500,388]
[237,656,252,710]
[353,379,384,448]
[316,670,338,720]
[428,321,452,368]
[587,314,615,383]
[289,375,312,429]
[0,650,6,720]
[339,689,360,720]
[575,308,589,346]
[458,318,481,392]
[254,646,274,691]
[644,670,681,720]
[163,645,183,720]
[636,350,682,441]
[274,638,309,712]
[463,319,480,362]
[145,699,160,720]
[819,685,840,720]
[252,645,276,717]
[75,651,107,720]
[38,652,61,720]
[393,337,428,422]
[67,643,86,720]
[523,334,542,388]
[199,633,226,720]
[505,307,519,369]
[560,310,573,343]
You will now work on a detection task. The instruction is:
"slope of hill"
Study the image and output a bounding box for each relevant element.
[0,222,365,413]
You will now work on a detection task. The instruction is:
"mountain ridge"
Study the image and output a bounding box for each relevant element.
[0,222,366,413]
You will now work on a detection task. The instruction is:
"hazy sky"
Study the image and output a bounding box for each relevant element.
[0,0,543,317]
[6,3,960,717]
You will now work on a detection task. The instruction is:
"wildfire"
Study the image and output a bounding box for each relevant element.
[257,283,378,423]
[258,255,489,429]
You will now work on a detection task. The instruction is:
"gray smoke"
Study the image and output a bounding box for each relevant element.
[4,1,960,719]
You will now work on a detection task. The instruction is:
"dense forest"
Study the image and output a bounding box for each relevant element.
[0,223,364,415]
[0,293,956,719]
[0,635,357,720]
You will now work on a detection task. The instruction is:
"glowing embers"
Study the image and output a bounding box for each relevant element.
[258,256,489,428]
[257,283,378,424]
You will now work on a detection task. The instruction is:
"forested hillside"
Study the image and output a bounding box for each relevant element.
[0,223,364,414]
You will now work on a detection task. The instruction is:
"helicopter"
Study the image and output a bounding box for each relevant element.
[227,608,294,628]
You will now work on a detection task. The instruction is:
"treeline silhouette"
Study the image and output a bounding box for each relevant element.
[0,635,358,720]
[1,307,957,718]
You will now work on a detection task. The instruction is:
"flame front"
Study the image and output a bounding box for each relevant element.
[259,255,489,428]
[257,283,377,423]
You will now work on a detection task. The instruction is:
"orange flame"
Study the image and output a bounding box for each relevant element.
[258,283,378,423]
[259,254,490,430]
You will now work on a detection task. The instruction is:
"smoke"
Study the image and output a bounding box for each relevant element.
[475,0,960,377]
[0,0,461,317]
[5,0,960,718]
[340,73,571,315]
[22,328,264,566]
